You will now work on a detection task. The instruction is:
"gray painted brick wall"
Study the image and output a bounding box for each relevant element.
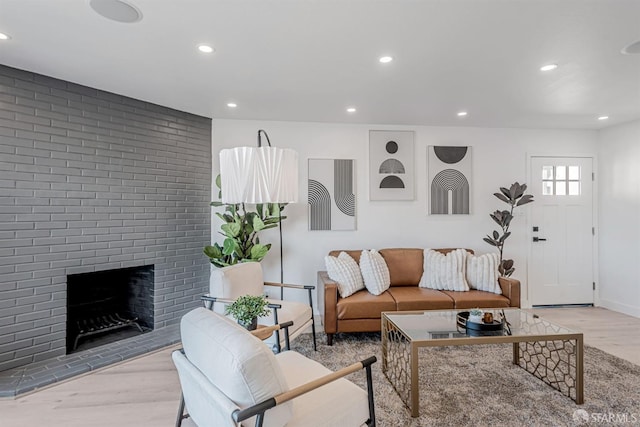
[0,65,212,372]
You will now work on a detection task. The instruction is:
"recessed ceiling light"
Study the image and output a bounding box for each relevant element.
[89,0,142,23]
[346,107,356,113]
[198,44,214,53]
[227,103,237,108]
[540,64,558,72]
[379,56,393,63]
[0,32,10,40]
[457,111,468,117]
[621,40,640,55]
[598,116,609,121]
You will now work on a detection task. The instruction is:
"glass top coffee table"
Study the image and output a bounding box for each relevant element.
[381,308,584,417]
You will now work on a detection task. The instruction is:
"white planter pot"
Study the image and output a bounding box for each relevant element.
[468,315,483,323]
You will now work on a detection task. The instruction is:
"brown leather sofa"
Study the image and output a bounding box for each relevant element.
[318,248,521,345]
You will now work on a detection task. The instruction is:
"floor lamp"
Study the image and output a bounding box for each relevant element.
[219,129,298,295]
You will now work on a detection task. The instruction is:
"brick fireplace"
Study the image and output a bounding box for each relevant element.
[0,65,212,373]
[66,265,155,353]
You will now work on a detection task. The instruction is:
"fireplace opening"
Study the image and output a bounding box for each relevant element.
[66,265,154,354]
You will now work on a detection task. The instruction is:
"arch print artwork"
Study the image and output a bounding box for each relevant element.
[428,146,472,214]
[308,159,356,230]
[369,130,414,200]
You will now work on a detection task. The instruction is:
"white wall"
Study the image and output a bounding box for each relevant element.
[211,119,598,312]
[597,119,640,317]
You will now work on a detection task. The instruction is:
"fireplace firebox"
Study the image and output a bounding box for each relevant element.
[66,265,154,353]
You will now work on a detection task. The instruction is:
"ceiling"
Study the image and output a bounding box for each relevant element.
[1,0,639,130]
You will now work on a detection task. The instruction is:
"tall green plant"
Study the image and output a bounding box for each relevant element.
[203,175,285,268]
[483,182,534,277]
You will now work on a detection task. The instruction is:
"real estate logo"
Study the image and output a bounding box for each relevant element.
[573,409,590,423]
[573,409,639,424]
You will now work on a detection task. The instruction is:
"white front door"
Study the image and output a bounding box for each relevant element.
[528,157,594,306]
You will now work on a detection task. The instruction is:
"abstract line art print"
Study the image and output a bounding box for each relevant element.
[428,146,471,214]
[308,159,356,230]
[369,130,414,200]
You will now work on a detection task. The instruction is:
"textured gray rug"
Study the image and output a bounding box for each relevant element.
[291,333,640,427]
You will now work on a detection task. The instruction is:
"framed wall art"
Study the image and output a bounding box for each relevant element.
[428,145,471,214]
[369,130,414,200]
[307,159,356,230]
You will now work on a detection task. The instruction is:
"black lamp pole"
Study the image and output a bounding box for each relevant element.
[257,130,285,295]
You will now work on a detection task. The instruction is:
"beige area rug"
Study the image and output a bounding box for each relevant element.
[291,333,640,427]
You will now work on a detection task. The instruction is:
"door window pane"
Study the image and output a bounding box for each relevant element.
[569,182,580,195]
[542,166,554,180]
[540,164,581,196]
[568,166,580,180]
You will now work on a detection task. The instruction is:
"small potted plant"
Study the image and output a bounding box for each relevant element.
[468,308,484,324]
[225,295,271,331]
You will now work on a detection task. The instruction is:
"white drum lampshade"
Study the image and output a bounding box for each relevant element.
[220,146,299,204]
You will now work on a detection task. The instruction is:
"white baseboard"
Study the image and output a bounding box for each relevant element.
[598,299,640,318]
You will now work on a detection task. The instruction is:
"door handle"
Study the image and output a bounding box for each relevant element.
[532,237,547,242]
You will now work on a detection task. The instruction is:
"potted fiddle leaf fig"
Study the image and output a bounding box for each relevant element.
[225,295,271,331]
[483,182,534,277]
[204,175,286,268]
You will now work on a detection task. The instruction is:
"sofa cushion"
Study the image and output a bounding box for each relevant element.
[420,249,470,291]
[359,249,391,295]
[325,252,364,298]
[336,290,396,320]
[379,248,424,286]
[387,287,455,310]
[328,249,362,263]
[466,252,502,294]
[442,290,511,309]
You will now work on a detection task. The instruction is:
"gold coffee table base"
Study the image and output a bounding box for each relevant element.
[381,310,584,418]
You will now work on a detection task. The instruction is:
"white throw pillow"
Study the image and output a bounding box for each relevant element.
[466,252,502,294]
[359,249,391,296]
[325,252,365,298]
[419,248,470,291]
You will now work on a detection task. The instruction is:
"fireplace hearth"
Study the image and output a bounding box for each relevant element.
[66,266,154,353]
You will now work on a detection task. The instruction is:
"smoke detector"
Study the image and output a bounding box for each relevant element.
[89,0,142,23]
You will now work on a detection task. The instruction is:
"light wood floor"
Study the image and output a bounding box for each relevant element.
[1,307,639,427]
[527,306,640,366]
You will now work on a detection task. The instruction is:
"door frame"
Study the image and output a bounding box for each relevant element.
[525,152,599,308]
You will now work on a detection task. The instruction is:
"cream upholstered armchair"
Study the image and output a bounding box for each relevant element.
[202,262,317,352]
[172,308,376,427]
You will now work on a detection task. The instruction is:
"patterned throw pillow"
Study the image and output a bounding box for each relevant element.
[359,249,391,296]
[466,252,502,294]
[325,252,365,298]
[419,248,470,291]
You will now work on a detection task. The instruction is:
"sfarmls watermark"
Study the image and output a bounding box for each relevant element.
[573,409,639,424]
